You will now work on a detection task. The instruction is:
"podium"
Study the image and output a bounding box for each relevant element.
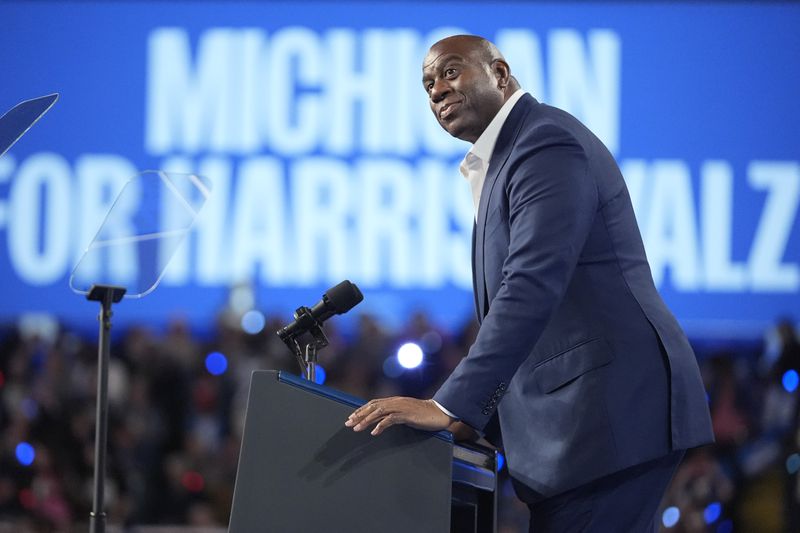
[229,371,497,533]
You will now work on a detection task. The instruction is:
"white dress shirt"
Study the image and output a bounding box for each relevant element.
[460,89,526,219]
[432,89,527,423]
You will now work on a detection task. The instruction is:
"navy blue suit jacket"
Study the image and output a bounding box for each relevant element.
[433,94,713,501]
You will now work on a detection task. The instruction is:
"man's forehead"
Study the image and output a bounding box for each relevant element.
[422,51,466,76]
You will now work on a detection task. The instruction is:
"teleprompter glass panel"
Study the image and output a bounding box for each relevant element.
[0,94,58,158]
[69,170,211,298]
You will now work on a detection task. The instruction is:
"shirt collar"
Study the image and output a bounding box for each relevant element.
[469,89,526,163]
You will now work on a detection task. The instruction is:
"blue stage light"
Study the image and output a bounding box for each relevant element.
[786,453,800,474]
[15,442,35,466]
[782,369,799,393]
[241,310,266,334]
[497,453,505,471]
[662,507,680,528]
[704,502,722,524]
[314,365,326,385]
[205,352,228,376]
[397,342,423,369]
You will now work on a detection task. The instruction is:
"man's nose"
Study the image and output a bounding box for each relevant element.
[429,79,451,103]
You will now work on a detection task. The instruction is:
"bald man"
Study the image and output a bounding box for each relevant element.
[347,35,713,531]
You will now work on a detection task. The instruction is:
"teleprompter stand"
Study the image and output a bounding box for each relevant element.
[86,285,126,533]
[69,170,212,531]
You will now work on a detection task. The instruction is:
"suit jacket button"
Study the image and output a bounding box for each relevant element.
[482,409,490,415]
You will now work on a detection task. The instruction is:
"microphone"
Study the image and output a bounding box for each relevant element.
[277,280,363,341]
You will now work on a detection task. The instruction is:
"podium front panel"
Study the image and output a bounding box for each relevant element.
[229,371,453,533]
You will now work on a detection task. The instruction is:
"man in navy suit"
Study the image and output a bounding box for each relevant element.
[347,35,713,531]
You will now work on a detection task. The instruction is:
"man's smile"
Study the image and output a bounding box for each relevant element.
[439,100,462,120]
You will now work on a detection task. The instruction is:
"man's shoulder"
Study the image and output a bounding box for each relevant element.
[510,102,585,153]
[517,100,581,135]
[510,99,609,159]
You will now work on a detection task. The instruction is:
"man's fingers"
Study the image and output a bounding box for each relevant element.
[346,400,381,427]
[346,397,450,436]
[371,413,401,436]
[345,397,427,435]
[346,399,383,428]
[352,404,391,431]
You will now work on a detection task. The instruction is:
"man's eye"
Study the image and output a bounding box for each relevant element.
[445,68,457,77]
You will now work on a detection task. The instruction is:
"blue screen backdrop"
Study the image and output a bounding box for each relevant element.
[0,1,798,338]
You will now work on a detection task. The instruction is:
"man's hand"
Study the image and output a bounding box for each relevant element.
[345,397,453,436]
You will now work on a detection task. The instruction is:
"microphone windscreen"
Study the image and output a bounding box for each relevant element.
[325,280,363,314]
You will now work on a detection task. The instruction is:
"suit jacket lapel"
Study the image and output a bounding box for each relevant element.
[471,222,481,324]
[474,94,536,317]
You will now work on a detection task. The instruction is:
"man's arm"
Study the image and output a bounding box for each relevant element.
[347,126,596,436]
[433,127,597,430]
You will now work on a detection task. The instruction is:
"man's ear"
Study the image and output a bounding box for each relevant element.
[492,60,511,89]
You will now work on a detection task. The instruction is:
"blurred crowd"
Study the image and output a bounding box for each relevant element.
[0,305,798,532]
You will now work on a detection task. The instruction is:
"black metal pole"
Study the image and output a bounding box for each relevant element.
[86,285,126,533]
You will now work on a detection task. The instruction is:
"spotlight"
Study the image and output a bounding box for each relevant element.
[205,352,228,376]
[15,442,35,466]
[397,342,423,369]
[241,310,266,334]
[314,365,326,385]
[782,369,799,393]
[661,507,680,528]
[704,502,721,524]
